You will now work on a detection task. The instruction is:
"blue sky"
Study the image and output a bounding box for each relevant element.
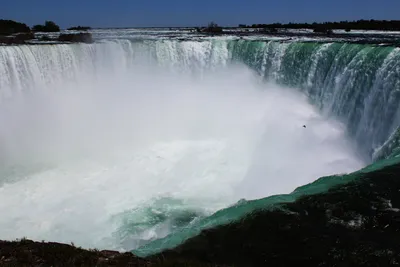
[1,0,399,28]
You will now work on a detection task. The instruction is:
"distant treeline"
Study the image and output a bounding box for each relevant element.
[67,26,91,31]
[0,20,30,35]
[0,19,91,36]
[238,20,400,31]
[0,19,94,44]
[32,21,60,32]
[196,22,223,33]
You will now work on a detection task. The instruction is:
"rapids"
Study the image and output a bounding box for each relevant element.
[0,34,399,254]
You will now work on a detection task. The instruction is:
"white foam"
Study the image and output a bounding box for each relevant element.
[0,50,364,249]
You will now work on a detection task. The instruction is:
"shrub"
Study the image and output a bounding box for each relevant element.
[0,19,30,35]
[58,33,93,43]
[203,22,223,33]
[67,26,91,31]
[32,21,60,32]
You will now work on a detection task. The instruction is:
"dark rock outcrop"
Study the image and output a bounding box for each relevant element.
[155,162,400,266]
[58,33,93,43]
[199,22,223,34]
[0,36,21,45]
[0,239,151,267]
[67,26,92,31]
[39,35,52,42]
[0,239,228,266]
[14,32,35,41]
[1,162,400,266]
[313,27,334,35]
[0,33,35,45]
[260,27,278,33]
[239,19,400,31]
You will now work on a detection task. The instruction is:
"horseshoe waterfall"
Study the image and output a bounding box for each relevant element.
[0,34,399,256]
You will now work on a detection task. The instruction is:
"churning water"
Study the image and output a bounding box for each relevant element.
[1,34,398,254]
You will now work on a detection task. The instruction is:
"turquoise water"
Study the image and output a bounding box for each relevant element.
[226,40,400,159]
[0,37,399,255]
[132,40,400,256]
[134,140,400,257]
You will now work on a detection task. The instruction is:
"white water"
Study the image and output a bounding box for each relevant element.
[0,42,364,250]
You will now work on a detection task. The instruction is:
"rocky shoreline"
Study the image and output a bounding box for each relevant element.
[0,239,230,266]
[1,18,400,46]
[156,160,400,266]
[0,32,93,45]
[1,29,400,47]
[0,239,150,267]
[1,160,400,266]
[191,30,400,47]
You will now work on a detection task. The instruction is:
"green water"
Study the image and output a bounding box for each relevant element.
[1,39,399,257]
[133,152,400,257]
[131,41,400,257]
[226,41,400,158]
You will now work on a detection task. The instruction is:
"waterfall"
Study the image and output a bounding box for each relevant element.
[1,40,399,159]
[0,38,399,255]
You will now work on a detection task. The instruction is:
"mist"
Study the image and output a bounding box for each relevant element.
[0,62,364,249]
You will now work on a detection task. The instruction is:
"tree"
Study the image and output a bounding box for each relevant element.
[0,19,30,35]
[67,26,91,31]
[208,22,218,28]
[32,21,60,32]
[203,22,223,33]
[44,21,60,32]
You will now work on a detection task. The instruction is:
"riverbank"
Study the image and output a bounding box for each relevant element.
[0,32,93,45]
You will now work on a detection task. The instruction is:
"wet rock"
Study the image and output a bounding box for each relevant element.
[0,33,34,45]
[14,33,35,41]
[200,22,223,34]
[58,33,93,43]
[0,239,151,267]
[67,26,91,31]
[1,162,400,266]
[154,162,400,266]
[39,35,52,42]
[313,27,334,35]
